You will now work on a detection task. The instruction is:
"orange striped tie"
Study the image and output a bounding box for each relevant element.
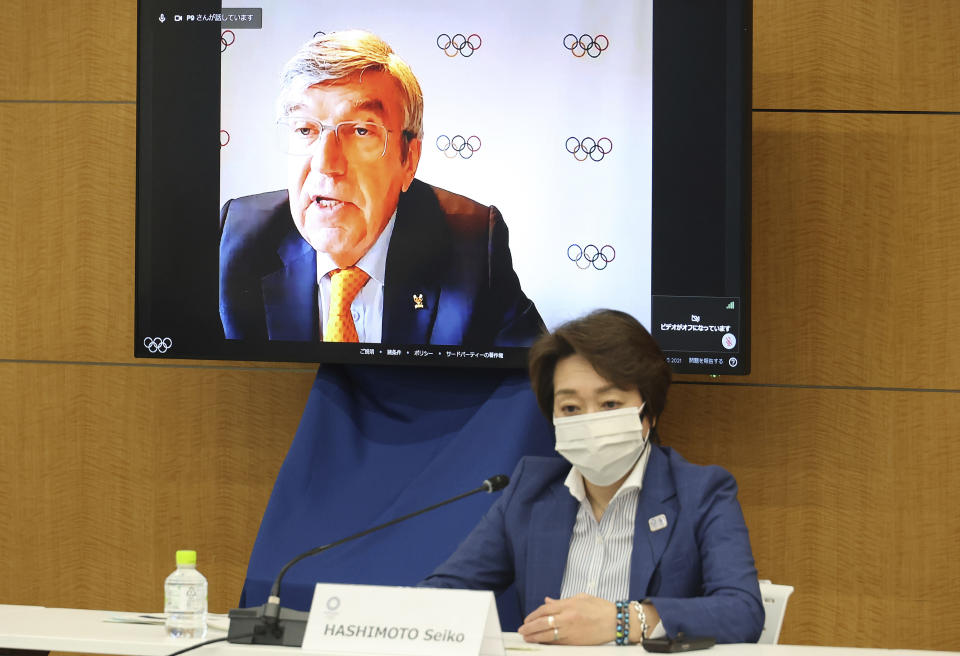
[324,267,370,342]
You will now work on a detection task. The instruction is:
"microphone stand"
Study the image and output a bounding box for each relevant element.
[227,475,508,647]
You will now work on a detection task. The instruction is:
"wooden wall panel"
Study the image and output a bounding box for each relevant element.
[681,112,960,389]
[661,384,960,650]
[0,1,136,102]
[754,0,960,111]
[0,362,315,612]
[0,104,136,362]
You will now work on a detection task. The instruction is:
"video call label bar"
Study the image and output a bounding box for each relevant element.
[155,7,262,28]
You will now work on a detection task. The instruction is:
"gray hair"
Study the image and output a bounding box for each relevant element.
[277,30,424,140]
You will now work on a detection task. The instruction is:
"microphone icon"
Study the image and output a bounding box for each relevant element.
[159,13,166,23]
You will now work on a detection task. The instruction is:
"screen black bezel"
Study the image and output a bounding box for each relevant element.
[135,0,752,373]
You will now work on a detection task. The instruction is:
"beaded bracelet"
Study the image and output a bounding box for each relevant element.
[615,600,630,645]
[632,600,648,644]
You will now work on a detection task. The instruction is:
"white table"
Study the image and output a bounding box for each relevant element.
[1,605,957,656]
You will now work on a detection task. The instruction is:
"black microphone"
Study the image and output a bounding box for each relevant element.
[227,474,509,647]
[482,474,509,493]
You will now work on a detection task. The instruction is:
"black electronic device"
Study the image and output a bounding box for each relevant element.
[136,0,751,374]
[227,475,509,646]
[642,634,718,652]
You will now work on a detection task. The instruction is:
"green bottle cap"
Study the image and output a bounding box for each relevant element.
[175,550,197,566]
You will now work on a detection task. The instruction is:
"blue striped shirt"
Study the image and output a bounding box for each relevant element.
[559,446,666,639]
[559,447,650,601]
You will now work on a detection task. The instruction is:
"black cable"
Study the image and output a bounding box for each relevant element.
[166,633,254,655]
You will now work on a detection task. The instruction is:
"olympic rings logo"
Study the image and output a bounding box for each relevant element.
[220,130,230,147]
[221,30,235,53]
[567,244,616,270]
[563,33,609,58]
[436,134,481,159]
[565,137,613,162]
[437,33,482,57]
[143,337,173,354]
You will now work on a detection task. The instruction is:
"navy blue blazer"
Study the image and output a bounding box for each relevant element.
[422,447,764,643]
[218,179,544,346]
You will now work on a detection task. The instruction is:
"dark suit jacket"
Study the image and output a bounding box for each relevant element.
[219,179,544,346]
[421,447,765,644]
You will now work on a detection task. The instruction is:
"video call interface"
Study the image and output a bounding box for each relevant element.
[136,0,751,374]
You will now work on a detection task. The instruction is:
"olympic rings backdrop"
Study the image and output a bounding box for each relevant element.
[220,0,653,331]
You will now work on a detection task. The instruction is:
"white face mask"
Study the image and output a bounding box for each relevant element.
[553,406,649,486]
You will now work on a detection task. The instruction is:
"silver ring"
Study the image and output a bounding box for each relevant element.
[547,615,555,627]
[553,627,559,641]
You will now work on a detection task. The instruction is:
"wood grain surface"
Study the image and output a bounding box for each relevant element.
[742,112,959,388]
[662,383,960,650]
[0,1,136,101]
[0,362,314,612]
[754,0,960,111]
[0,104,136,363]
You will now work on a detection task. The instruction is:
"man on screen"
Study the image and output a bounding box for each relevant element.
[219,30,543,346]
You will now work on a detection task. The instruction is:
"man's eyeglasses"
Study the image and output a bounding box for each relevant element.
[275,116,395,160]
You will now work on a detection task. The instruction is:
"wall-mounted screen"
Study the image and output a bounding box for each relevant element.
[136,0,751,373]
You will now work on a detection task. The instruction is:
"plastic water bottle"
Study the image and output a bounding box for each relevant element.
[164,549,208,638]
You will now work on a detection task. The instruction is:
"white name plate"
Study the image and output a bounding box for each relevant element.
[302,583,504,656]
